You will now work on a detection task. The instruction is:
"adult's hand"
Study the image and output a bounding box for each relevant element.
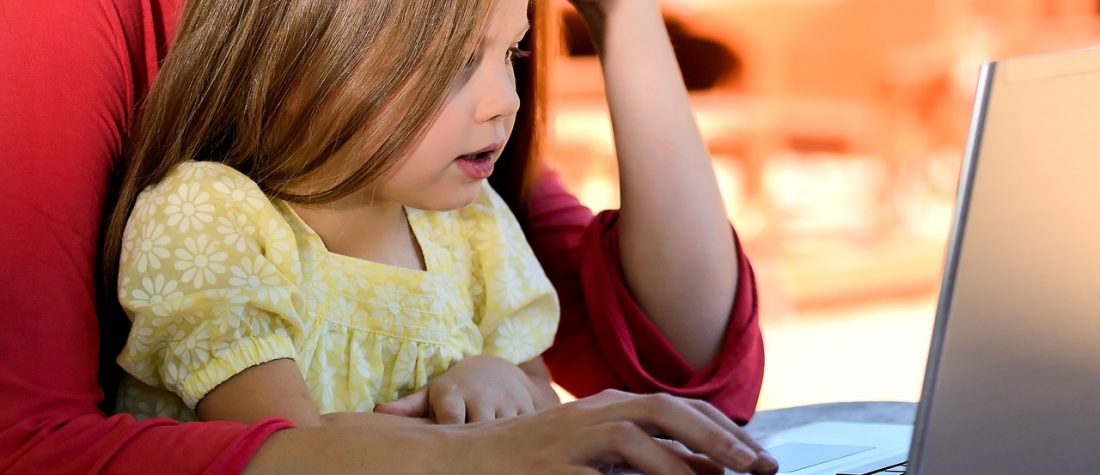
[446,389,778,475]
[247,389,777,474]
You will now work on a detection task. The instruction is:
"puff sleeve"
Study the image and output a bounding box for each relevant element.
[116,162,305,409]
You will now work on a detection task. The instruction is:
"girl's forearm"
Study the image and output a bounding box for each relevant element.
[580,0,736,369]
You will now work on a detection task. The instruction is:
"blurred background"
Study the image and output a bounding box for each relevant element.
[545,0,1100,410]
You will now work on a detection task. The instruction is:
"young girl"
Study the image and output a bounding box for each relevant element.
[103,0,561,425]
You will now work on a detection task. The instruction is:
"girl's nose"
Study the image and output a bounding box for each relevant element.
[474,68,521,123]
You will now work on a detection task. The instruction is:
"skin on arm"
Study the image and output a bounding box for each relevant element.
[244,389,778,475]
[196,359,430,428]
[570,0,737,369]
[201,364,781,473]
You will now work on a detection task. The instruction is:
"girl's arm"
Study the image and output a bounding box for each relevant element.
[572,0,737,369]
[197,359,431,427]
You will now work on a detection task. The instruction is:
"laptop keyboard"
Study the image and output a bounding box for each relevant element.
[836,461,908,475]
[835,454,908,475]
[854,461,907,474]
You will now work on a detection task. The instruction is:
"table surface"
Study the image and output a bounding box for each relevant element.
[743,401,918,439]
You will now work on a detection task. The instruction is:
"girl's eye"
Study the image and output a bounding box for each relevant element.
[506,45,530,65]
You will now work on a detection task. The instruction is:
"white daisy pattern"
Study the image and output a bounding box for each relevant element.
[228,255,289,306]
[133,222,171,273]
[488,264,525,310]
[129,274,184,308]
[486,318,538,364]
[173,234,228,289]
[216,213,257,253]
[212,174,269,211]
[117,165,558,419]
[164,182,215,233]
[208,288,251,335]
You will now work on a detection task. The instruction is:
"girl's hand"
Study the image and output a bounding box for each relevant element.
[374,355,556,424]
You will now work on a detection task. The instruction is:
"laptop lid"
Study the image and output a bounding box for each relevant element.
[909,46,1100,474]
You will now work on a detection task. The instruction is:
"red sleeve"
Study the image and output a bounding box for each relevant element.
[0,1,293,473]
[529,169,764,423]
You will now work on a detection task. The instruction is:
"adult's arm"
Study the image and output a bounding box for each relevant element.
[530,170,764,423]
[574,0,739,369]
[1,2,778,474]
[0,1,294,472]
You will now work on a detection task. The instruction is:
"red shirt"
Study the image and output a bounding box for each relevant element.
[0,0,763,472]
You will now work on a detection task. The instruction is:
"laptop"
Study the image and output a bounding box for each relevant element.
[754,46,1100,474]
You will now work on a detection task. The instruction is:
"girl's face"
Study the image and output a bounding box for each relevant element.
[378,0,530,211]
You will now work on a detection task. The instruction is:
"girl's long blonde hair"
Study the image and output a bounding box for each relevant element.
[102,0,494,291]
[97,0,556,410]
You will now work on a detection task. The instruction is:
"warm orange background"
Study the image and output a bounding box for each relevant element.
[546,0,1100,409]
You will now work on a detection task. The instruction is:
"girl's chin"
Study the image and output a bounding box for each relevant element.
[406,182,482,212]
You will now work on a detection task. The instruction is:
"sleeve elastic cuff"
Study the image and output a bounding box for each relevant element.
[178,335,297,409]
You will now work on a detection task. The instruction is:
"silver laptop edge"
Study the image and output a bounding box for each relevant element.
[764,46,1100,475]
[906,61,996,474]
[912,47,1100,473]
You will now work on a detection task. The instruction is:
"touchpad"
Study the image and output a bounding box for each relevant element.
[766,443,874,472]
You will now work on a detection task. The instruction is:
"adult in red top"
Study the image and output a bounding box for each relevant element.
[0,0,765,473]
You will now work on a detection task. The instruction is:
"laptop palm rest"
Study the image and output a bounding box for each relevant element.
[766,443,873,472]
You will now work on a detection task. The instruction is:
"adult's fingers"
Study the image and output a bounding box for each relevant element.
[581,392,762,472]
[431,388,467,425]
[571,422,695,475]
[685,399,778,474]
[654,438,725,475]
[553,468,602,475]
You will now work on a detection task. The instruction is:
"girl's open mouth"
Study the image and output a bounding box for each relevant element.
[456,151,495,179]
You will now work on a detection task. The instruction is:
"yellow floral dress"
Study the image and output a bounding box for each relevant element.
[115,161,559,420]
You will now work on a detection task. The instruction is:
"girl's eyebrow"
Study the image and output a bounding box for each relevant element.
[482,20,530,49]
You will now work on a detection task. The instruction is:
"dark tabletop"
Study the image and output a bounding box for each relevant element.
[743,401,918,439]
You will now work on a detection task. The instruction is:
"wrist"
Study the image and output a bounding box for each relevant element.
[432,425,488,474]
[573,0,661,54]
[320,411,432,427]
[573,0,658,27]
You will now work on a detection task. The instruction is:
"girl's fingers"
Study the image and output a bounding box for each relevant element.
[372,388,428,417]
[431,388,467,425]
[467,400,497,423]
[517,391,536,416]
[496,405,519,420]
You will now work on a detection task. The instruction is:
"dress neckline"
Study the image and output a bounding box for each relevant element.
[276,200,434,277]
